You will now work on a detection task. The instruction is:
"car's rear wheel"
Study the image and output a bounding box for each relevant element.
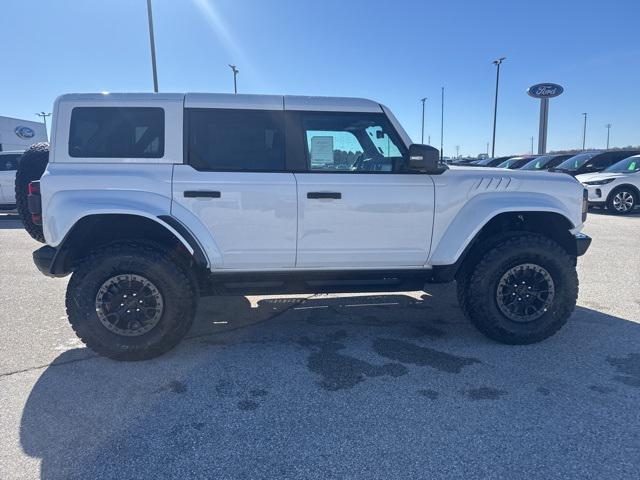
[606,187,637,215]
[66,242,198,360]
[15,142,49,242]
[462,234,578,344]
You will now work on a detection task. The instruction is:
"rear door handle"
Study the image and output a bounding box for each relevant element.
[184,190,221,198]
[307,192,341,199]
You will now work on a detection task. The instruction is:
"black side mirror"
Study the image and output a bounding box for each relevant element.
[408,144,441,173]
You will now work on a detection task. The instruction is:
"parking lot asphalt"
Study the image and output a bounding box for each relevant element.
[0,211,639,479]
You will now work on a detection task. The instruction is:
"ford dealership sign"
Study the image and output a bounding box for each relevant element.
[14,125,35,139]
[527,83,564,99]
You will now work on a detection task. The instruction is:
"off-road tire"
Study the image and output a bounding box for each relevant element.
[66,242,198,360]
[606,186,637,215]
[15,142,49,242]
[463,234,578,345]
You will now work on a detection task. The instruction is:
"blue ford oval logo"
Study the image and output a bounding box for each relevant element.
[15,125,35,139]
[527,83,564,99]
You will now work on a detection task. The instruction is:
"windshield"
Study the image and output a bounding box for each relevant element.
[555,153,597,171]
[520,156,553,170]
[603,156,640,173]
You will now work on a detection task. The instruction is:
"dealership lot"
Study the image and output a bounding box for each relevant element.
[0,212,639,479]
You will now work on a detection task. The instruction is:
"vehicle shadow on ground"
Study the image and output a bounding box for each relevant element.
[19,286,640,479]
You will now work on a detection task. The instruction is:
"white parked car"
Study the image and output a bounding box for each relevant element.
[17,93,590,360]
[0,151,23,212]
[577,155,640,214]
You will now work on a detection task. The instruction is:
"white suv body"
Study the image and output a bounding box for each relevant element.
[577,154,640,214]
[23,92,591,359]
[40,93,586,271]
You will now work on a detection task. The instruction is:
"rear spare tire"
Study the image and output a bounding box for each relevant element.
[15,142,49,242]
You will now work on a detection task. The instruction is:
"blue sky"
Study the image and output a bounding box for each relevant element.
[1,0,638,156]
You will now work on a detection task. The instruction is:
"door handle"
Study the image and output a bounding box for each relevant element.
[184,190,221,198]
[307,192,341,199]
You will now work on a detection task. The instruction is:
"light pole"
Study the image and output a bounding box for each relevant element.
[531,136,534,154]
[605,123,611,149]
[491,57,506,157]
[228,64,239,94]
[146,0,159,93]
[35,112,51,140]
[420,97,427,144]
[486,142,489,156]
[455,145,460,158]
[440,87,444,160]
[581,113,588,150]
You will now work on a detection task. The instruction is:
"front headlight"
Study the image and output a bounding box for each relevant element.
[583,178,615,185]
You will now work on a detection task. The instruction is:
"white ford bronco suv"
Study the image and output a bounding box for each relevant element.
[16,93,591,360]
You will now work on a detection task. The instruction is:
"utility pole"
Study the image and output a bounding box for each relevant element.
[35,112,51,140]
[146,0,159,92]
[605,123,611,149]
[228,64,239,94]
[581,113,588,150]
[440,87,444,160]
[491,57,506,157]
[420,97,427,144]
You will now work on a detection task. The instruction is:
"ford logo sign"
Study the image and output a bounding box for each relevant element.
[15,125,35,139]
[527,83,564,99]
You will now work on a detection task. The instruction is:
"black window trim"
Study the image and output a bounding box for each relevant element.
[68,106,166,159]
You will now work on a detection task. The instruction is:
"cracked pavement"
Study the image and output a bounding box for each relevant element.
[1,211,639,479]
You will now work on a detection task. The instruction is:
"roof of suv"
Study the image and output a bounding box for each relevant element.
[57,93,383,113]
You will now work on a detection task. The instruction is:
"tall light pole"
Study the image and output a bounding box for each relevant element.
[486,142,489,156]
[531,136,534,154]
[146,0,159,93]
[455,145,460,158]
[491,57,506,157]
[581,113,588,150]
[35,112,51,140]
[440,87,444,160]
[420,97,427,144]
[228,64,239,94]
[605,123,611,149]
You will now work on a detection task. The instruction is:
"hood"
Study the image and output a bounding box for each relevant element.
[576,172,627,183]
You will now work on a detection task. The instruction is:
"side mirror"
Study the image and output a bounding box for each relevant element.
[408,144,441,173]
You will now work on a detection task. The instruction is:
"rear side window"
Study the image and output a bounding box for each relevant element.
[69,107,165,158]
[187,109,285,171]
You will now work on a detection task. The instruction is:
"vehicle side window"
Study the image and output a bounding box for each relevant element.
[0,154,21,171]
[300,112,407,173]
[589,154,611,168]
[69,107,164,158]
[187,109,285,171]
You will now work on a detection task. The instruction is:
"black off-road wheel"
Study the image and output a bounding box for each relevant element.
[66,242,198,361]
[461,234,578,345]
[15,142,49,242]
[606,186,637,215]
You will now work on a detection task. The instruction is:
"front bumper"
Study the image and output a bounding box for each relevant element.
[583,184,607,203]
[32,245,67,277]
[574,232,591,256]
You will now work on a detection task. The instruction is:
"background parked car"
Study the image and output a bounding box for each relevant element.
[496,155,535,169]
[467,156,516,167]
[578,154,640,214]
[519,154,574,171]
[550,150,640,176]
[0,151,22,212]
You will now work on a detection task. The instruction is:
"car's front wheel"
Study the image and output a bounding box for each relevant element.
[66,242,198,360]
[461,234,578,344]
[606,187,637,215]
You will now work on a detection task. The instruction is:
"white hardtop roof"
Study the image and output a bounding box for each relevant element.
[57,93,383,113]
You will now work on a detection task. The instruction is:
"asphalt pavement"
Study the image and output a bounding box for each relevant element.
[0,211,639,479]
